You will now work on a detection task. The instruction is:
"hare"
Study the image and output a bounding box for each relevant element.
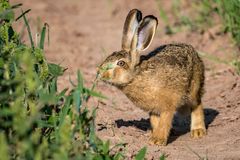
[97,9,206,145]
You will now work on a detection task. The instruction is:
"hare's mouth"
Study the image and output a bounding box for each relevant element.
[102,79,129,88]
[100,79,115,86]
[97,73,113,84]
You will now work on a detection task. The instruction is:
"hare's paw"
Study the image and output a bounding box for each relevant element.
[149,136,167,146]
[190,128,206,138]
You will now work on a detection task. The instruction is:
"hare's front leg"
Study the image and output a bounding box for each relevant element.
[149,111,174,145]
[190,103,206,138]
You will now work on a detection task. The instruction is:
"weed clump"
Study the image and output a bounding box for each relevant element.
[216,0,240,47]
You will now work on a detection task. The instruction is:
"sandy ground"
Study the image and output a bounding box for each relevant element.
[12,0,240,159]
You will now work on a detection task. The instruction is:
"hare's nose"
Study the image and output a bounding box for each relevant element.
[96,67,103,77]
[96,67,101,74]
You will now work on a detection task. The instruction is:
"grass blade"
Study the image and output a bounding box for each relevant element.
[10,3,22,9]
[84,88,107,99]
[39,23,49,49]
[20,9,34,49]
[134,147,147,160]
[15,9,30,21]
[77,70,84,93]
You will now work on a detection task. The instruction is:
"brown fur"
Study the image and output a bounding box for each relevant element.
[98,9,206,145]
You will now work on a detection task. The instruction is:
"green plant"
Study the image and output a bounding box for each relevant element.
[216,0,240,47]
[134,147,147,160]
[155,0,240,47]
[176,0,217,31]
[0,1,130,159]
[155,0,217,34]
[155,0,176,35]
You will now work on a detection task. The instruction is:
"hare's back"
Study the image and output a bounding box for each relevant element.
[138,43,202,91]
[140,43,199,69]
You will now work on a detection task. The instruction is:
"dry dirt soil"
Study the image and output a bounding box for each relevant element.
[12,0,240,159]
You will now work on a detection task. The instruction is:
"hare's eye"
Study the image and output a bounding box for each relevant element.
[117,60,125,67]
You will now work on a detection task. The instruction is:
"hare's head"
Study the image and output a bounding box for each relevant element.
[98,9,158,86]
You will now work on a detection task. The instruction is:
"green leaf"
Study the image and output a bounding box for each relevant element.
[159,154,167,160]
[49,78,57,94]
[134,147,147,160]
[38,120,54,128]
[0,107,13,116]
[93,155,104,160]
[21,9,34,49]
[39,23,49,49]
[0,133,9,160]
[0,58,4,67]
[58,88,68,97]
[73,89,82,111]
[113,153,124,160]
[84,88,107,99]
[39,89,56,104]
[48,63,64,77]
[58,96,71,127]
[77,70,84,92]
[102,140,110,154]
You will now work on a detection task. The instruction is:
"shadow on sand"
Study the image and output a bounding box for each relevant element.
[115,108,219,143]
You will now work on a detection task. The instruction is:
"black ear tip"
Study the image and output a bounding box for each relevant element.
[130,8,141,13]
[144,15,158,25]
[128,9,142,21]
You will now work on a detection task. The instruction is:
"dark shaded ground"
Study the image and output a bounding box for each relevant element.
[13,0,240,159]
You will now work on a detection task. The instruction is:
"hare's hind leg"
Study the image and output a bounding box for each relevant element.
[149,111,174,145]
[190,103,206,138]
[190,66,206,138]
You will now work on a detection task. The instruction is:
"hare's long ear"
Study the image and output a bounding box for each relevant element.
[134,15,158,52]
[122,9,142,51]
[129,15,157,68]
